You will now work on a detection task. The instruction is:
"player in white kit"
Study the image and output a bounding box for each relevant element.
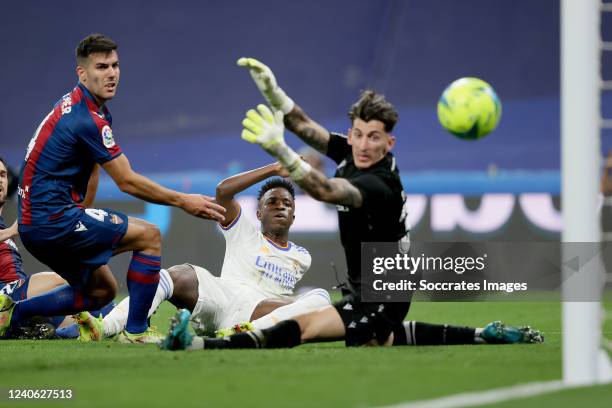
[76,162,330,342]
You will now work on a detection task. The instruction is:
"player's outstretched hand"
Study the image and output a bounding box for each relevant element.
[237,57,295,114]
[181,194,226,222]
[0,220,17,243]
[241,104,287,157]
[273,162,290,178]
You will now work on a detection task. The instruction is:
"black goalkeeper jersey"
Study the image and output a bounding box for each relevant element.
[325,132,408,292]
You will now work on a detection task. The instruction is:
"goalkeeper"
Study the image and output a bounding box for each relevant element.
[163,58,543,350]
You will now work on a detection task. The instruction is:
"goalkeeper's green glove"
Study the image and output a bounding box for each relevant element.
[241,104,311,180]
[241,104,287,154]
[237,57,295,114]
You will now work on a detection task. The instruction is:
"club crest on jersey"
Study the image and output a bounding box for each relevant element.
[61,94,72,114]
[110,213,123,224]
[102,125,115,148]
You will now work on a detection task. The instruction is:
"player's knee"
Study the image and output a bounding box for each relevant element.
[142,223,162,253]
[48,272,68,287]
[149,224,162,247]
[100,285,117,305]
[300,288,332,307]
[89,279,117,305]
[168,264,193,290]
[167,264,198,310]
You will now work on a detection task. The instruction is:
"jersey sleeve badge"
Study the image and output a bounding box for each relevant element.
[102,125,116,148]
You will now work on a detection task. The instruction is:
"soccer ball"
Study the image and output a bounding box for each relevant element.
[437,77,502,140]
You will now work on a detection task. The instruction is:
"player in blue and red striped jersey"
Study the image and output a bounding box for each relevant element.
[0,34,226,343]
[0,157,66,304]
[0,156,115,339]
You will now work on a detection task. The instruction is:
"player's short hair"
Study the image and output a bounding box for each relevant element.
[0,156,7,171]
[257,178,295,203]
[76,34,118,65]
[348,90,399,132]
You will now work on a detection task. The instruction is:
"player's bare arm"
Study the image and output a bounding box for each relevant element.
[81,164,99,208]
[216,162,287,227]
[284,105,330,154]
[296,169,363,208]
[102,154,225,222]
[0,220,17,243]
[240,104,361,207]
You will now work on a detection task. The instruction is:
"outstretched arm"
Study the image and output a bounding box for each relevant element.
[240,104,364,208]
[237,57,330,154]
[216,162,287,227]
[102,155,226,222]
[293,169,362,208]
[284,106,330,155]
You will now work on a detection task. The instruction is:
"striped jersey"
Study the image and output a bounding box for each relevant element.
[18,83,122,226]
[0,216,25,284]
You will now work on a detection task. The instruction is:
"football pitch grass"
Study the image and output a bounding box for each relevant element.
[1,300,611,407]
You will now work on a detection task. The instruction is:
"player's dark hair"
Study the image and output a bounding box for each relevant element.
[76,34,118,64]
[348,90,398,132]
[257,178,295,202]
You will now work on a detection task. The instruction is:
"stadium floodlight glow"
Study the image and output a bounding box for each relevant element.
[561,0,612,386]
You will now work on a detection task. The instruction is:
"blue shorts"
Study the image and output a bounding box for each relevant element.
[0,277,29,301]
[20,207,129,289]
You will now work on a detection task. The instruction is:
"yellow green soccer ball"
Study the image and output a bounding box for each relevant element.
[437,77,502,140]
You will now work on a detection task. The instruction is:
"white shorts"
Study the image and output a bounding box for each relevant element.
[188,265,270,336]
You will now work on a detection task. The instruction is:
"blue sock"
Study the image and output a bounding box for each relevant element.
[55,323,79,339]
[53,302,115,339]
[43,301,115,333]
[89,301,116,318]
[11,284,98,326]
[48,316,66,328]
[125,252,160,334]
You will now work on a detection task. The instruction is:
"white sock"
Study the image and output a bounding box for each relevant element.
[403,321,416,345]
[250,288,331,330]
[103,268,174,337]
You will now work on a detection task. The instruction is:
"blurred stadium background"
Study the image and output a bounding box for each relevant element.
[1,1,612,406]
[1,0,573,290]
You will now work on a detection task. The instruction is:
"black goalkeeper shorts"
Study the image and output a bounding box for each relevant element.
[333,295,411,347]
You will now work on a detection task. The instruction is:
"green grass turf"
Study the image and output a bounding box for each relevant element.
[487,383,612,408]
[0,300,610,408]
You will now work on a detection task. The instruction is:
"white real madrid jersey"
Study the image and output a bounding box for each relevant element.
[219,208,311,296]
